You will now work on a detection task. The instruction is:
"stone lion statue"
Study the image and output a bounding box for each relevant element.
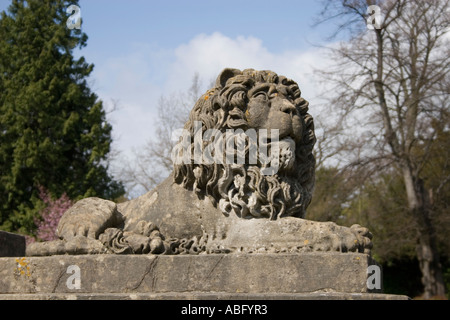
[27,68,372,256]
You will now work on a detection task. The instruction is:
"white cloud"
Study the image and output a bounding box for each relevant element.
[96,32,333,152]
[167,32,332,106]
[167,33,272,90]
[93,32,335,194]
[90,44,173,153]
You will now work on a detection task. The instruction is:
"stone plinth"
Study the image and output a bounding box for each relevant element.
[0,253,409,299]
[0,292,409,300]
[0,231,26,257]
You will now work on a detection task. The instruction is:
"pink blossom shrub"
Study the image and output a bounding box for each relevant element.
[33,187,73,242]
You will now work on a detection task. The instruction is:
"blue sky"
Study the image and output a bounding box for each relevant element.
[68,0,336,93]
[77,0,331,54]
[1,0,342,195]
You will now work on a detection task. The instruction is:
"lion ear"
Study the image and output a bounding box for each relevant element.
[215,68,242,88]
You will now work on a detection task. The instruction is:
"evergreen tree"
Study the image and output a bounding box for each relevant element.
[0,0,124,233]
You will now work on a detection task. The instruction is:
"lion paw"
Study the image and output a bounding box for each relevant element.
[335,224,372,253]
[57,198,124,240]
[350,224,373,253]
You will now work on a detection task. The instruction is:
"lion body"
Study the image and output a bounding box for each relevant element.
[119,68,318,242]
[27,68,373,256]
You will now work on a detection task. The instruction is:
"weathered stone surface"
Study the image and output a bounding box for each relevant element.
[1,253,381,295]
[26,236,108,256]
[26,68,374,257]
[57,197,124,240]
[0,292,410,300]
[0,231,25,257]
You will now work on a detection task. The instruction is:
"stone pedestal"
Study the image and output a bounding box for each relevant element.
[0,253,409,300]
[0,231,26,257]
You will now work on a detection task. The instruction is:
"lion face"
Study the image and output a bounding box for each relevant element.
[246,83,303,144]
[173,68,316,220]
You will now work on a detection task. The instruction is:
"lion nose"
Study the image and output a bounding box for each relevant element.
[281,102,296,116]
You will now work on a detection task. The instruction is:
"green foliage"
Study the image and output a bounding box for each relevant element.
[382,258,423,297]
[350,173,418,262]
[309,167,417,261]
[444,266,450,300]
[306,167,352,223]
[0,0,124,234]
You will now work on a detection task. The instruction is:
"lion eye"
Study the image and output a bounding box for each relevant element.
[253,91,268,100]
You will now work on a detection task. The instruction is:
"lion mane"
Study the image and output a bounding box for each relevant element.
[172,68,316,220]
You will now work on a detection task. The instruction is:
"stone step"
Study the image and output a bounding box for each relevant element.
[0,292,409,300]
[1,253,389,295]
[0,231,25,257]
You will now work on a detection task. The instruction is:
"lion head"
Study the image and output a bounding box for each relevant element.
[172,68,316,220]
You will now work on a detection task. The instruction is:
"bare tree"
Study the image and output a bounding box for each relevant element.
[118,73,203,197]
[315,0,449,298]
